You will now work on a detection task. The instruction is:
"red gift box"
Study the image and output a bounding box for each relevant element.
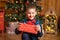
[0,10,4,34]
[18,23,37,34]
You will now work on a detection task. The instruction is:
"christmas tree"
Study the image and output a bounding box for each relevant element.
[5,0,44,24]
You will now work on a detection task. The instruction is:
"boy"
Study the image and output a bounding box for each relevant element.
[15,4,43,40]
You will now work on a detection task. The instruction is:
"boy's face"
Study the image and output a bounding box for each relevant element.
[26,8,37,20]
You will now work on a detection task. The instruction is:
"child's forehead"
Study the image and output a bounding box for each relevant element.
[27,8,36,12]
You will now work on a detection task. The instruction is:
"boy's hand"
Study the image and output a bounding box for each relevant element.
[35,24,41,32]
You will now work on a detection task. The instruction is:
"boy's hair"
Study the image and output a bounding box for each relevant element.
[26,4,36,11]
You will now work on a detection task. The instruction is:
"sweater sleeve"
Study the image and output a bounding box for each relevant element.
[15,28,21,34]
[36,20,43,37]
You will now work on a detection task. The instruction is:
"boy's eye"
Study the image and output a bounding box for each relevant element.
[28,12,31,14]
[32,12,34,14]
[28,12,34,14]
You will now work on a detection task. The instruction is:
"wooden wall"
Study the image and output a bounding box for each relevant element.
[43,0,60,16]
[0,0,6,9]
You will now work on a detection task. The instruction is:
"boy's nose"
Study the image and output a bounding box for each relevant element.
[30,14,33,16]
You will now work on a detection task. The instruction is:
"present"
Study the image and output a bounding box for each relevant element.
[18,23,37,34]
